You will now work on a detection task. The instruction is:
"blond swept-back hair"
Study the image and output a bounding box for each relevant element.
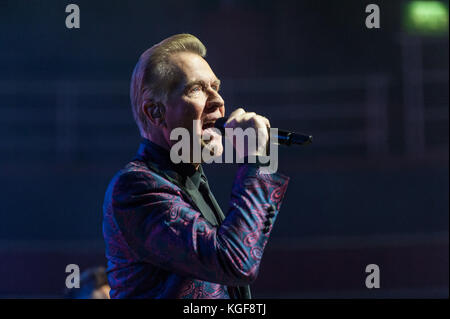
[130,33,207,136]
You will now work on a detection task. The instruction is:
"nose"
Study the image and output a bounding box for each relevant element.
[205,89,224,111]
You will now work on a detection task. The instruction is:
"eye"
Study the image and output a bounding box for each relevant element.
[190,85,202,93]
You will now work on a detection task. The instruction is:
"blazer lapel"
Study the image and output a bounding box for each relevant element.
[136,153,220,226]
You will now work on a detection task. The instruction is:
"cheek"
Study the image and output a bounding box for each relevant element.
[167,101,195,123]
[166,101,205,135]
[181,104,203,132]
[179,97,204,119]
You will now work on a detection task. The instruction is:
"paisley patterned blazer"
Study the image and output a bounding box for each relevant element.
[103,139,289,298]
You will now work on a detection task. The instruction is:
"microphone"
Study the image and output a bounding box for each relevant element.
[214,117,313,146]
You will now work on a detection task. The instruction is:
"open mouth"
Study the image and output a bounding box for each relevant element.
[201,121,215,131]
[200,119,222,146]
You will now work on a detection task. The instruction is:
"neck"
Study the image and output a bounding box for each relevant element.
[144,132,170,152]
[143,134,201,171]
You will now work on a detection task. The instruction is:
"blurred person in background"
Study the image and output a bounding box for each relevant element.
[64,266,110,299]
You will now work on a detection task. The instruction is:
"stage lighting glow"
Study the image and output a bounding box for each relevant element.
[404,1,449,35]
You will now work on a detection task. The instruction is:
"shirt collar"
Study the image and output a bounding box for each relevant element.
[136,138,204,189]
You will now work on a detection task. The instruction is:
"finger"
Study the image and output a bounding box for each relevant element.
[260,116,270,128]
[225,108,246,128]
[254,117,268,132]
[241,112,257,122]
[228,108,245,121]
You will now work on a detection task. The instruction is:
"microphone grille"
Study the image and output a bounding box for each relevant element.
[214,117,228,134]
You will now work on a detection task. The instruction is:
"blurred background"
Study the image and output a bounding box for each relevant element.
[0,0,448,298]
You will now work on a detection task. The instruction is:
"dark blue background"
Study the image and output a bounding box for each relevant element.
[0,0,448,298]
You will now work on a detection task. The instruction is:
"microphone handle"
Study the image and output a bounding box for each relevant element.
[275,130,313,146]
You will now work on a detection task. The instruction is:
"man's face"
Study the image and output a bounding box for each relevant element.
[162,52,225,160]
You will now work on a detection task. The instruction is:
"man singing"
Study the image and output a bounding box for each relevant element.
[103,34,289,299]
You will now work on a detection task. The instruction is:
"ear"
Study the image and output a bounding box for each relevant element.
[142,100,166,127]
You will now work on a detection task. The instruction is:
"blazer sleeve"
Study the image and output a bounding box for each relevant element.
[105,164,289,286]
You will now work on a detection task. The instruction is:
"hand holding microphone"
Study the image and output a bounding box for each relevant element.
[214,108,313,156]
[220,108,271,158]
